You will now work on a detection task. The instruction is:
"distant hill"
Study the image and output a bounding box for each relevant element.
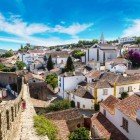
[0,49,7,54]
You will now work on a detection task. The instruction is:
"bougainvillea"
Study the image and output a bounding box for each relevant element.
[128,49,140,67]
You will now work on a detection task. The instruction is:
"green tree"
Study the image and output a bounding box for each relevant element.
[136,37,140,47]
[1,50,13,58]
[0,63,5,71]
[16,61,26,70]
[72,50,85,59]
[47,55,54,71]
[65,56,75,72]
[34,115,58,140]
[45,73,58,89]
[120,92,128,99]
[48,100,71,112]
[69,127,90,140]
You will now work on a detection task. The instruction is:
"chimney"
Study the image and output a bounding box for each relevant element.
[136,109,140,125]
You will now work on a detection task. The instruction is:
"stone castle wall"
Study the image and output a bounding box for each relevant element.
[0,72,18,86]
[0,78,24,140]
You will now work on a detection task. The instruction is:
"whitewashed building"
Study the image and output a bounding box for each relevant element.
[69,86,94,109]
[105,58,129,73]
[91,94,140,140]
[58,72,85,99]
[18,50,46,65]
[118,36,136,44]
[82,45,119,65]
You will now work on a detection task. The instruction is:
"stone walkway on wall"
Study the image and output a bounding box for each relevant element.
[15,84,49,140]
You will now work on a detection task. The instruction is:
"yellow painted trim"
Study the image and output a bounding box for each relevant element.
[114,83,116,97]
[94,88,97,104]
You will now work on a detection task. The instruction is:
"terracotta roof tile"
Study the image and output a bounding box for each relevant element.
[116,94,140,120]
[53,120,69,140]
[91,112,128,140]
[71,86,94,99]
[100,95,120,114]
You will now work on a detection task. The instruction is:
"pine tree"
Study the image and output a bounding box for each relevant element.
[65,56,75,72]
[47,55,54,71]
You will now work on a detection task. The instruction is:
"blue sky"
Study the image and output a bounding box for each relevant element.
[0,0,140,50]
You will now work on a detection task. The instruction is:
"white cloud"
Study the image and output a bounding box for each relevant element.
[53,23,93,36]
[0,13,93,47]
[0,13,50,36]
[122,19,140,37]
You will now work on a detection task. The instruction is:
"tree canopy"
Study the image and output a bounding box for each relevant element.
[45,73,58,89]
[0,50,13,58]
[34,115,58,140]
[47,55,54,71]
[47,99,71,112]
[65,56,75,72]
[72,50,85,59]
[16,61,26,70]
[69,127,90,140]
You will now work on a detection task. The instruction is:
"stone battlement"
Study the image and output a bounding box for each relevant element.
[0,77,24,140]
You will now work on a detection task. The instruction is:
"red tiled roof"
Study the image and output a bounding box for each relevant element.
[116,94,140,120]
[100,95,120,114]
[91,112,128,140]
[46,108,82,120]
[53,120,69,140]
[85,70,102,79]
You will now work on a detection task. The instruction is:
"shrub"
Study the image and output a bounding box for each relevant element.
[34,115,58,140]
[1,50,13,58]
[48,100,71,112]
[16,61,26,70]
[45,73,58,89]
[120,92,128,99]
[69,127,90,140]
[72,50,85,59]
[94,103,100,111]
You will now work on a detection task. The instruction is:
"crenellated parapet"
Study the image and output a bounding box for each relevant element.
[0,78,24,140]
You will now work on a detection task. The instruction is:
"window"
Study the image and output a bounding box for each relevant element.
[122,117,128,132]
[83,105,85,108]
[119,87,124,93]
[128,86,132,92]
[73,95,75,99]
[103,109,106,117]
[103,89,108,95]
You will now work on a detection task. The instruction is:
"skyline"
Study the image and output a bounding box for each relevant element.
[0,0,140,50]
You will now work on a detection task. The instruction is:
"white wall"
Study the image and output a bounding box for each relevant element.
[58,75,85,98]
[116,83,140,98]
[70,93,94,109]
[113,109,140,140]
[100,105,140,140]
[56,57,67,64]
[97,88,114,102]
